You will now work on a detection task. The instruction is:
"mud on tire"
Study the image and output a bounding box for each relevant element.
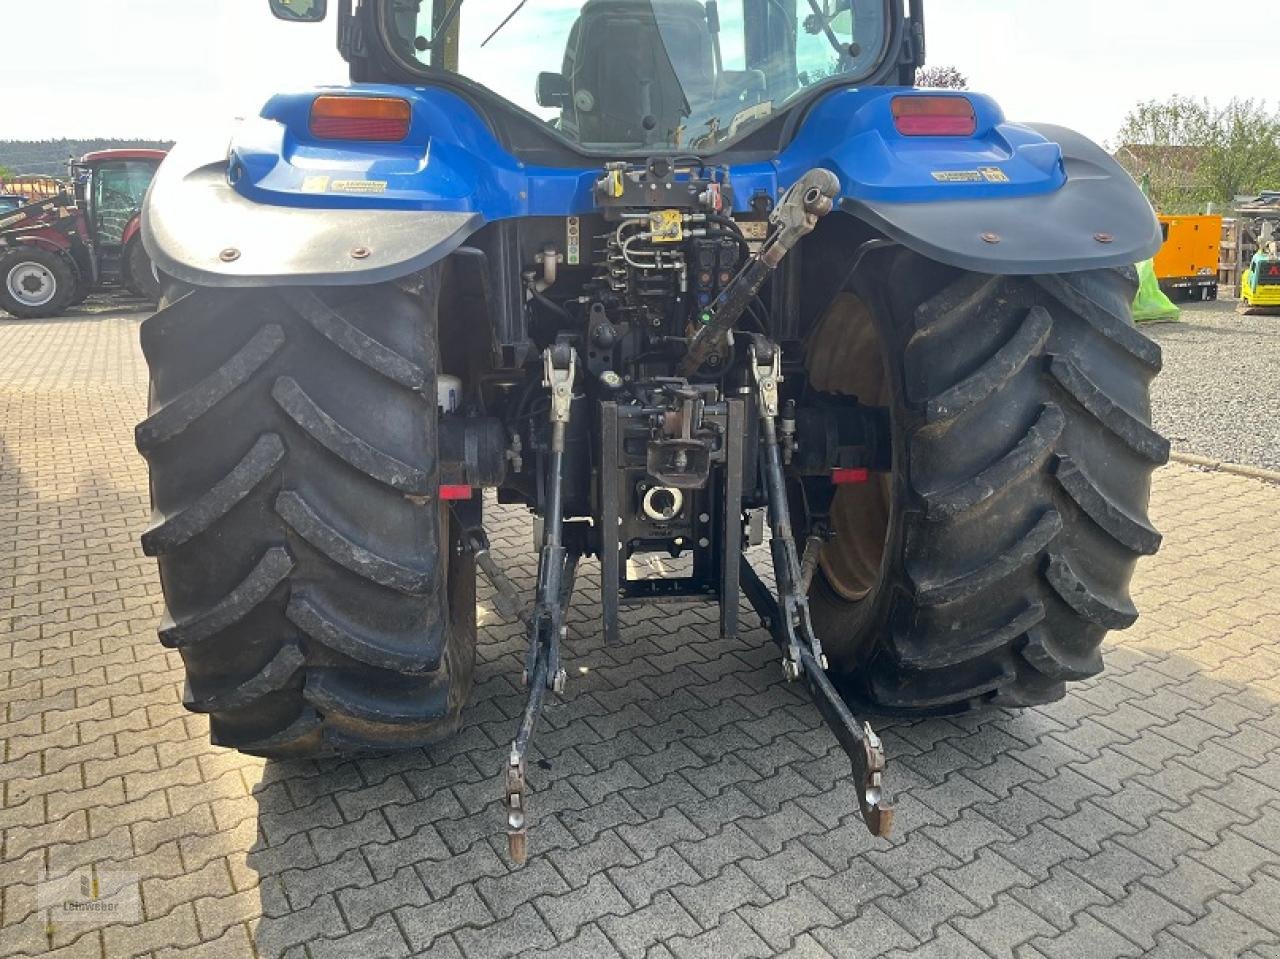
[808,251,1168,715]
[136,278,476,756]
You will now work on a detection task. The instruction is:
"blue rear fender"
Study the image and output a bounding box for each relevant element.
[143,84,1159,286]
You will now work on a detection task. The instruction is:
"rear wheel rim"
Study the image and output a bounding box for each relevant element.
[805,292,895,604]
[6,261,56,308]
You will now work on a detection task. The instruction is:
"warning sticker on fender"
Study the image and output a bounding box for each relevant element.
[931,167,1011,184]
[331,179,388,194]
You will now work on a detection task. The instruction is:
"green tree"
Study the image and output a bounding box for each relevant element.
[915,65,968,90]
[0,164,14,180]
[1199,99,1280,206]
[1116,96,1280,211]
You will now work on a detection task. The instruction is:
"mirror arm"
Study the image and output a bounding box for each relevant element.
[337,0,361,59]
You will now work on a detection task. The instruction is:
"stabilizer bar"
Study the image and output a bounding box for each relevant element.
[502,344,579,865]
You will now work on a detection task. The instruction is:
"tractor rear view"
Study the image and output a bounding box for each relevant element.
[137,0,1168,862]
[0,149,165,318]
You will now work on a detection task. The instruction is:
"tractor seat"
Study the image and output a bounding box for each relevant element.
[556,0,716,145]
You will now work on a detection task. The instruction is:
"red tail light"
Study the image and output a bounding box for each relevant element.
[831,468,870,485]
[310,96,411,141]
[892,96,977,137]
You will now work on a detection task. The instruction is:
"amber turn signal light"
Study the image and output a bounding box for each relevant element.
[310,96,411,141]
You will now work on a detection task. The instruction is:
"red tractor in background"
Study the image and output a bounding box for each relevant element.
[0,149,167,318]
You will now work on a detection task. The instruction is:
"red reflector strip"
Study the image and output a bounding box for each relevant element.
[831,468,870,485]
[310,116,410,141]
[892,96,977,137]
[895,115,976,136]
[439,485,473,501]
[310,95,411,142]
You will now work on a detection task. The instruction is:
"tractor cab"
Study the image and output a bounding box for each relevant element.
[315,0,914,155]
[72,150,167,277]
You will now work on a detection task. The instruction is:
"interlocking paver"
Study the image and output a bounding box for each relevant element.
[526,923,625,959]
[1170,900,1280,958]
[309,913,411,959]
[811,904,917,958]
[395,885,493,953]
[598,891,701,959]
[3,309,1280,958]
[668,913,773,959]
[1031,913,1143,959]
[878,874,980,941]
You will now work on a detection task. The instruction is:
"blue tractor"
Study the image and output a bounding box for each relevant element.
[138,0,1169,860]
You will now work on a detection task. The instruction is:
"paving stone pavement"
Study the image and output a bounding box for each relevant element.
[1,309,1279,959]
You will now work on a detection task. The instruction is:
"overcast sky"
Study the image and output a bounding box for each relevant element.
[0,0,1265,167]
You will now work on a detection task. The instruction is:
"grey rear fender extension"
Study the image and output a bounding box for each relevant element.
[841,123,1163,276]
[145,123,1161,288]
[141,131,482,288]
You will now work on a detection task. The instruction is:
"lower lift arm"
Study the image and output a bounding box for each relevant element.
[741,338,892,837]
[690,169,891,834]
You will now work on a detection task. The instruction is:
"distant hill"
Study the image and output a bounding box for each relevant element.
[0,139,174,178]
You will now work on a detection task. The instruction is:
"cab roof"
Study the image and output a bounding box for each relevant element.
[78,149,168,166]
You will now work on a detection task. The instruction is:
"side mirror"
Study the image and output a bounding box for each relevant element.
[536,72,571,109]
[269,0,327,22]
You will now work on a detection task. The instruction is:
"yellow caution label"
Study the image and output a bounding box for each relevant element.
[979,166,1010,183]
[649,210,684,243]
[301,175,331,193]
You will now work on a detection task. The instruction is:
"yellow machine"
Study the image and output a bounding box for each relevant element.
[1154,214,1222,300]
[1240,221,1280,313]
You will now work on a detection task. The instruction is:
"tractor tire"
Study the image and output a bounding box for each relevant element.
[136,279,476,756]
[66,277,91,308]
[0,247,77,319]
[806,252,1167,716]
[124,236,163,302]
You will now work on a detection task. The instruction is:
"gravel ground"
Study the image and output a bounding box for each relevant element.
[1143,298,1280,472]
